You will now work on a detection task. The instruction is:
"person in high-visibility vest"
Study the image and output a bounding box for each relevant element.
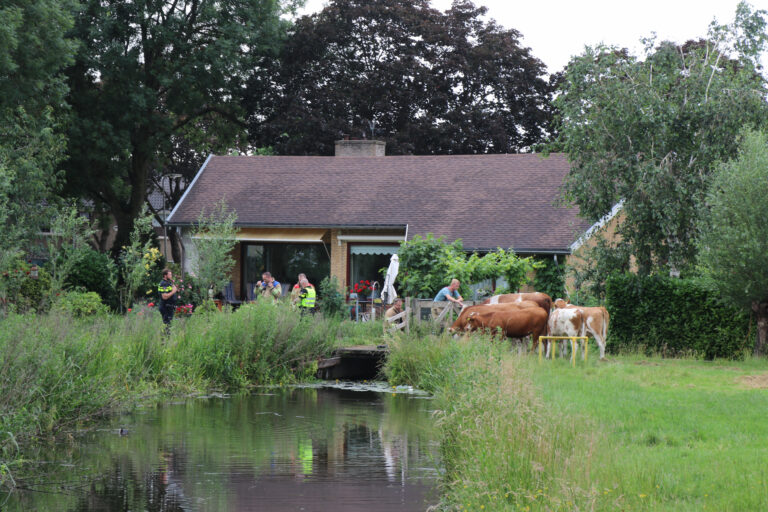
[298,278,316,314]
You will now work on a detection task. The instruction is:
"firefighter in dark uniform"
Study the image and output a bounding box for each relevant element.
[158,268,178,330]
[298,278,316,315]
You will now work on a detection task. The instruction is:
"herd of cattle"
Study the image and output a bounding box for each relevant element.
[447,292,610,359]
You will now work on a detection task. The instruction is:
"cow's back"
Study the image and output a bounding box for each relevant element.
[484,292,552,313]
[450,301,540,332]
[548,307,583,338]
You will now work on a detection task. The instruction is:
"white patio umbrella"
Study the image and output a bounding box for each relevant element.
[381,254,399,304]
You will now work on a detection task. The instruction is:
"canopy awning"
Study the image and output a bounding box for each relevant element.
[234,228,327,243]
[350,245,399,256]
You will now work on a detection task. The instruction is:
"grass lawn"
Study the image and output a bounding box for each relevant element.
[526,353,768,511]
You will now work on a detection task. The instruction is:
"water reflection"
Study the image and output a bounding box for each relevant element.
[3,387,439,512]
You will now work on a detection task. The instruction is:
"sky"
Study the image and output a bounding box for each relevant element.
[296,0,768,74]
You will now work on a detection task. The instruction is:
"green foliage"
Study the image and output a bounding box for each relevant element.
[44,203,96,298]
[532,255,565,300]
[1,261,53,314]
[319,275,345,317]
[697,129,768,309]
[0,0,76,257]
[53,291,109,317]
[63,0,291,254]
[397,234,465,298]
[195,299,221,314]
[248,0,552,155]
[398,235,537,298]
[119,209,160,310]
[190,200,237,304]
[17,267,52,314]
[549,4,768,276]
[566,231,634,301]
[66,247,119,310]
[605,273,752,359]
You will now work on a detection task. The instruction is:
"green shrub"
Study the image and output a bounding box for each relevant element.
[605,273,752,358]
[319,276,345,317]
[54,291,110,317]
[67,247,119,309]
[17,266,52,313]
[532,255,565,299]
[195,299,220,314]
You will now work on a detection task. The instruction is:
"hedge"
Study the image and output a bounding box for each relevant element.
[605,273,753,359]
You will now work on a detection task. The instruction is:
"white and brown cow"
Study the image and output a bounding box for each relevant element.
[553,298,610,359]
[546,306,584,358]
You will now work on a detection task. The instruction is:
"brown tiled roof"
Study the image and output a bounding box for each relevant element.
[168,153,591,252]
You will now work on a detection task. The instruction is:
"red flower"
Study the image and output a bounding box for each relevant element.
[148,302,155,307]
[128,308,132,312]
[365,280,370,285]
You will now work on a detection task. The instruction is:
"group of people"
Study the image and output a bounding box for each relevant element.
[251,271,318,313]
[156,270,318,330]
[157,269,463,331]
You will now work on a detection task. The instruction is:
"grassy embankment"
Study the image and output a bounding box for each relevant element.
[385,334,768,511]
[4,304,768,511]
[0,302,381,483]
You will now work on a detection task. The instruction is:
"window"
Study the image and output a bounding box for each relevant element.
[349,245,398,296]
[242,243,330,297]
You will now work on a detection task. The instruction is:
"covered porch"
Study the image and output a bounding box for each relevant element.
[183,227,405,300]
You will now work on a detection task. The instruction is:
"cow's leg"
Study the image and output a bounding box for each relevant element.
[586,317,606,359]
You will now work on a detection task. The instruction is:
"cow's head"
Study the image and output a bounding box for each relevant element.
[554,298,568,309]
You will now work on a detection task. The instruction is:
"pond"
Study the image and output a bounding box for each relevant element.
[2,384,441,511]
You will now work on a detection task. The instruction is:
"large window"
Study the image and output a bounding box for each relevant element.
[242,243,330,298]
[349,245,398,297]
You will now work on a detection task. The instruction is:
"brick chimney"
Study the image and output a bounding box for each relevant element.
[334,138,386,157]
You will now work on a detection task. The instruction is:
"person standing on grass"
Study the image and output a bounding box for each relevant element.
[298,277,316,314]
[158,268,178,330]
[431,278,464,318]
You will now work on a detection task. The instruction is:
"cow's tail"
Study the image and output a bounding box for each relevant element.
[602,307,609,343]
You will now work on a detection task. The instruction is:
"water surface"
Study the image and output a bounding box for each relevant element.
[3,384,440,511]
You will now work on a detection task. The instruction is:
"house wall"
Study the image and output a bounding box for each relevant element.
[565,211,625,294]
[329,229,348,290]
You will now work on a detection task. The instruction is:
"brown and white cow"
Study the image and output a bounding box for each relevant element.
[449,301,540,333]
[546,306,584,358]
[465,307,548,348]
[553,298,610,359]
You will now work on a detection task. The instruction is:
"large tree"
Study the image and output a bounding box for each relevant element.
[0,0,77,259]
[697,130,768,355]
[245,0,552,155]
[550,2,768,285]
[63,0,293,255]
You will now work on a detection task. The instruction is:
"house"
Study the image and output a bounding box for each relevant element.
[167,139,592,299]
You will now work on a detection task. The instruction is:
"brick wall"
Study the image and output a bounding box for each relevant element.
[329,229,348,290]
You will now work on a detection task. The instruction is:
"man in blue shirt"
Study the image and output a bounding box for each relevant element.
[432,278,464,319]
[255,271,282,301]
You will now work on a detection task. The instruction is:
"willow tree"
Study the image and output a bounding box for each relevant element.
[697,130,768,355]
[550,2,768,288]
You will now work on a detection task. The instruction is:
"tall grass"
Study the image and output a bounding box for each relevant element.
[386,335,606,510]
[386,336,768,511]
[0,302,377,453]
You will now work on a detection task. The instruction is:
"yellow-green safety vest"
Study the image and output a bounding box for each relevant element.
[300,286,316,308]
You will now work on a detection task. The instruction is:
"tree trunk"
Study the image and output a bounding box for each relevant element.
[168,227,182,265]
[752,301,768,357]
[109,136,152,258]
